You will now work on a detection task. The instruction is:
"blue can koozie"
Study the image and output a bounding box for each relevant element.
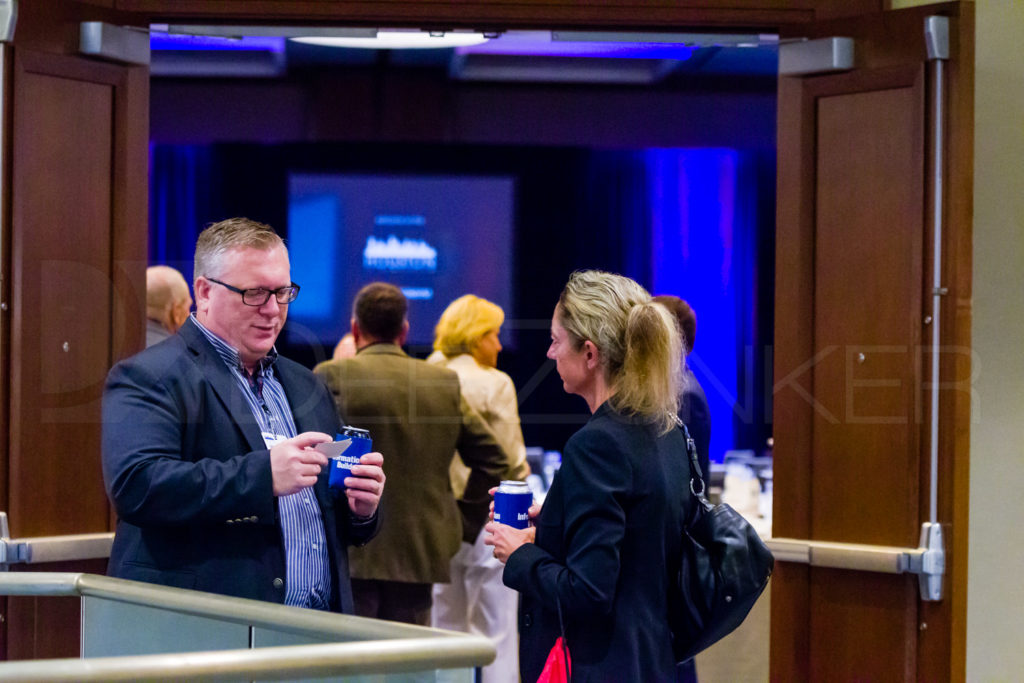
[493,480,532,529]
[327,427,372,491]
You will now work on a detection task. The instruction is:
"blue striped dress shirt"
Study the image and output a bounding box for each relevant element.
[192,315,332,610]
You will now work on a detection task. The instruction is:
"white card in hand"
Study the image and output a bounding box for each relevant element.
[314,438,352,458]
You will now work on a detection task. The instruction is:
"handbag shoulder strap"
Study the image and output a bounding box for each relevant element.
[678,422,714,513]
[680,423,707,499]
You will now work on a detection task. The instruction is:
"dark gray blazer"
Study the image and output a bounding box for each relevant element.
[102,318,378,612]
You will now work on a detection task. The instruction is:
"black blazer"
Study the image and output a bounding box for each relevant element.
[503,402,693,683]
[102,318,378,612]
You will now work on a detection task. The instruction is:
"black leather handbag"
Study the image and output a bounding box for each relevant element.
[671,424,775,663]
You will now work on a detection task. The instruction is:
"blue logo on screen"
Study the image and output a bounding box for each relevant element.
[374,214,426,227]
[363,235,438,272]
[401,287,434,301]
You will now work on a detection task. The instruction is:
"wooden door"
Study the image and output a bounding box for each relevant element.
[1,47,147,659]
[772,3,973,680]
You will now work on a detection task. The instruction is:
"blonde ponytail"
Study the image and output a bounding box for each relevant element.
[558,270,681,432]
[615,301,681,432]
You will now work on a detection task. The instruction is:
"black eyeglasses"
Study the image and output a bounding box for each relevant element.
[206,277,301,306]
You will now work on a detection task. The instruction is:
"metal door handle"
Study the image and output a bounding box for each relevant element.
[766,522,945,600]
[0,512,114,568]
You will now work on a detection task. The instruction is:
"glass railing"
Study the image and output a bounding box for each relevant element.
[0,572,495,682]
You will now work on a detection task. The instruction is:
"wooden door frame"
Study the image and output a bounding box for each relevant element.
[1,40,147,662]
[0,0,971,675]
[116,0,882,29]
[8,48,147,539]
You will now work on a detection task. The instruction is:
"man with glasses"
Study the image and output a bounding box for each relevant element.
[102,217,385,614]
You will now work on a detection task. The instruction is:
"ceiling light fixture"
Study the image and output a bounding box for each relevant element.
[291,30,489,50]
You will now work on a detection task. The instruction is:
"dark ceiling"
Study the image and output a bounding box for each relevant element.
[150,28,779,85]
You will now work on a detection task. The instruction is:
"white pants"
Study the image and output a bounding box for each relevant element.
[432,528,520,683]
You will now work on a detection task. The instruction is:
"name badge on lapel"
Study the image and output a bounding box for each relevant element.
[260,431,288,449]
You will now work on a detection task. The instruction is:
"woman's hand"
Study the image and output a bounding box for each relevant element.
[485,485,543,562]
[484,521,535,563]
[527,502,542,523]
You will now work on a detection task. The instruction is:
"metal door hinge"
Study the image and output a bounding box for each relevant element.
[925,15,949,61]
[0,0,15,43]
[80,22,150,66]
[779,37,854,76]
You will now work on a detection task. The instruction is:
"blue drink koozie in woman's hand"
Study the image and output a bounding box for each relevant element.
[494,480,532,529]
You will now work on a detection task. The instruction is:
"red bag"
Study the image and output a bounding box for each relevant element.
[536,636,571,683]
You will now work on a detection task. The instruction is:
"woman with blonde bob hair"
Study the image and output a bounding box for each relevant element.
[429,294,529,683]
[486,270,694,682]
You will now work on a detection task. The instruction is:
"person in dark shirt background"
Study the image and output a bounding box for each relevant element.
[653,295,711,480]
[653,295,711,683]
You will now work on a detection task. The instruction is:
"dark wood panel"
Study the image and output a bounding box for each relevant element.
[3,45,147,662]
[10,61,114,538]
[114,0,890,28]
[768,72,814,683]
[11,0,149,55]
[768,563,810,681]
[109,57,150,368]
[5,559,108,660]
[0,42,9,665]
[7,50,147,541]
[811,79,925,546]
[5,596,83,660]
[809,568,919,680]
[941,7,974,681]
[772,75,815,543]
[118,0,818,29]
[0,45,12,520]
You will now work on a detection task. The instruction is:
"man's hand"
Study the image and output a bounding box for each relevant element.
[270,432,331,496]
[344,451,385,518]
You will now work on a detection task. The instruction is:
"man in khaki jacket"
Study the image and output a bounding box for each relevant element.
[314,282,507,626]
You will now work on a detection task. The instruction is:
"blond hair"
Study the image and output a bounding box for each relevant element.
[557,270,681,432]
[194,217,285,279]
[433,294,505,358]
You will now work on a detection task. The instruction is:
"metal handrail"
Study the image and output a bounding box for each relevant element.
[0,640,487,682]
[0,572,495,681]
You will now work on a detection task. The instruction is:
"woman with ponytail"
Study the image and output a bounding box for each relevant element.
[486,270,695,682]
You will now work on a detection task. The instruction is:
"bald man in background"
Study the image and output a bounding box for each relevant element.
[146,265,193,347]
